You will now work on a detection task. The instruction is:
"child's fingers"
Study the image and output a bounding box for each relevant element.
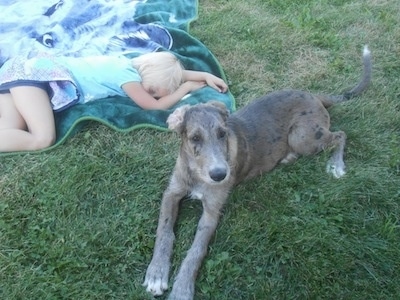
[206,80,222,92]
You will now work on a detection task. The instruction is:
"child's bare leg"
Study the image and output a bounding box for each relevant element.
[0,93,26,130]
[0,86,56,152]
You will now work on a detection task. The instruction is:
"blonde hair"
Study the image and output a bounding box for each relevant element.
[131,52,184,94]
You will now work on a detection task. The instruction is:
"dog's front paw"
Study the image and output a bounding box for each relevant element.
[326,160,346,178]
[167,277,195,300]
[143,262,169,296]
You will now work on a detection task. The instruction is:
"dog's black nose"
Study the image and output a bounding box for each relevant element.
[209,168,227,182]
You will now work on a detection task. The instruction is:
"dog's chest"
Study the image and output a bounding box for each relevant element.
[189,187,205,201]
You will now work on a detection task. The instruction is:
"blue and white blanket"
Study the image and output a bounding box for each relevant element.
[0,0,178,64]
[0,0,235,153]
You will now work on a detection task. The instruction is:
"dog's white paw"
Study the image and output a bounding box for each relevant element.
[143,264,169,296]
[143,277,168,296]
[326,161,346,178]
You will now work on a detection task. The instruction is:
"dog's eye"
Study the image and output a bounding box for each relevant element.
[217,129,226,139]
[191,134,201,143]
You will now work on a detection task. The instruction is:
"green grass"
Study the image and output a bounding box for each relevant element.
[1,0,400,299]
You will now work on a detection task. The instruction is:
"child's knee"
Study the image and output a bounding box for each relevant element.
[32,134,56,150]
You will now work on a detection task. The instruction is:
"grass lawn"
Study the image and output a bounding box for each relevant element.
[1,0,399,299]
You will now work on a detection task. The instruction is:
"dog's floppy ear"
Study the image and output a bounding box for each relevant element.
[207,101,230,120]
[167,105,191,132]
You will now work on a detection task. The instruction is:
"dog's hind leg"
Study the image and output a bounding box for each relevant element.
[143,175,187,296]
[325,131,347,178]
[288,120,347,178]
[169,191,227,300]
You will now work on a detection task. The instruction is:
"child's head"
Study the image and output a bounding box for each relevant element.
[131,51,184,98]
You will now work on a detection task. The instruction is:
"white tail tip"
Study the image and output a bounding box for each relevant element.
[363,45,371,56]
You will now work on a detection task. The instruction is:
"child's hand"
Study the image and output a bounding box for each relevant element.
[204,74,228,93]
[182,70,229,93]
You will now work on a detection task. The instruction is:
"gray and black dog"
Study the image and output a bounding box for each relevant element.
[143,46,372,300]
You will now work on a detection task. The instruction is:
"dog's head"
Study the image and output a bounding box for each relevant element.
[167,101,232,184]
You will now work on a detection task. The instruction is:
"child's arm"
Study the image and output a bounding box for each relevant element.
[122,81,205,110]
[183,70,228,93]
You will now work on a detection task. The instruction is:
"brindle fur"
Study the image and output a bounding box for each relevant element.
[143,46,372,300]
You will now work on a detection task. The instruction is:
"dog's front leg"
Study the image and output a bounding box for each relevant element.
[168,193,226,300]
[143,175,187,296]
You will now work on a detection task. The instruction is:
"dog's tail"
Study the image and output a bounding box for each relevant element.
[320,45,372,107]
